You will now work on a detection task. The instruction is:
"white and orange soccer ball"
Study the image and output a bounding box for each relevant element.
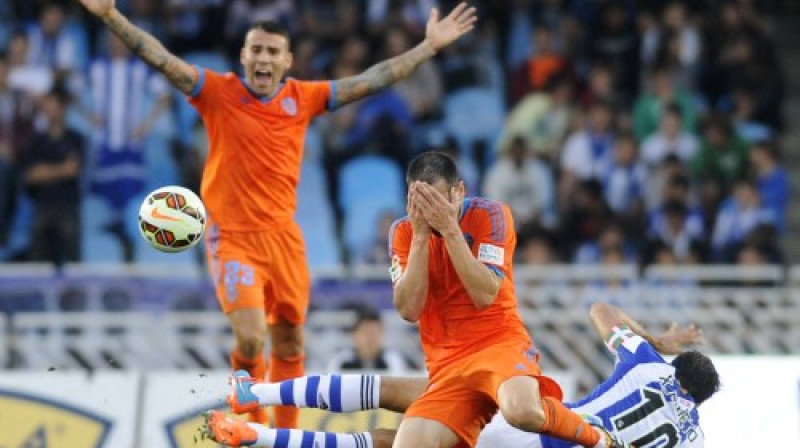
[138,186,207,253]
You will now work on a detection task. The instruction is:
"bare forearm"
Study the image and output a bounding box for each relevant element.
[334,41,436,108]
[393,237,430,322]
[101,9,195,94]
[590,302,658,347]
[443,231,501,309]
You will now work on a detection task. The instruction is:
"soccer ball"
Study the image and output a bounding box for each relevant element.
[138,186,207,253]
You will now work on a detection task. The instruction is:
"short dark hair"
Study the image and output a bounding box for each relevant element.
[406,151,460,186]
[663,102,682,118]
[352,308,382,331]
[247,21,291,45]
[671,350,720,405]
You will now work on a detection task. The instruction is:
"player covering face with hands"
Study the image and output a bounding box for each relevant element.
[76,0,475,428]
[202,302,716,448]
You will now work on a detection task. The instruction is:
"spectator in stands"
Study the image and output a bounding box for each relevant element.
[517,225,559,265]
[559,99,615,207]
[384,27,443,124]
[437,135,479,196]
[712,179,776,262]
[633,65,697,141]
[643,1,701,89]
[578,63,619,110]
[366,0,434,37]
[483,136,554,230]
[729,87,773,143]
[360,210,398,265]
[750,141,789,232]
[165,0,227,54]
[574,222,638,265]
[647,199,707,263]
[603,132,647,232]
[498,74,574,163]
[589,2,639,102]
[20,86,83,266]
[0,55,36,245]
[641,102,699,170]
[87,32,172,263]
[6,32,53,96]
[645,154,688,211]
[299,0,361,42]
[510,27,569,102]
[690,114,750,187]
[327,308,414,374]
[26,2,84,79]
[559,179,613,259]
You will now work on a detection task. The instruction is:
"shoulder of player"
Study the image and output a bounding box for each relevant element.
[389,216,411,237]
[463,197,511,223]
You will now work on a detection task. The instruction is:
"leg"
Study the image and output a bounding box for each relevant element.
[229,308,270,424]
[204,410,392,448]
[267,318,304,428]
[392,417,460,448]
[498,376,602,448]
[244,375,426,413]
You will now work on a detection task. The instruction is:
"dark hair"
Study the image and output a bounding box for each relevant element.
[45,83,71,105]
[663,102,682,118]
[667,174,690,190]
[352,308,382,331]
[406,151,460,186]
[671,350,720,405]
[663,199,688,217]
[247,21,291,45]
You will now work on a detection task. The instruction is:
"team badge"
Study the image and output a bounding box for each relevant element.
[281,97,298,116]
[389,255,403,283]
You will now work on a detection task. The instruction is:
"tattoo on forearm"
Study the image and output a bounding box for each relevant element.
[335,42,435,108]
[105,10,195,94]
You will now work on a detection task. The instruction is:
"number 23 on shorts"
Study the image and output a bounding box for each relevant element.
[223,260,255,303]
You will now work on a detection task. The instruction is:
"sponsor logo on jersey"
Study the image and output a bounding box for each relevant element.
[389,255,403,283]
[0,388,111,448]
[281,97,298,116]
[477,243,504,266]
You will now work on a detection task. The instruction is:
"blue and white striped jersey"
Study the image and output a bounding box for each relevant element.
[477,334,704,448]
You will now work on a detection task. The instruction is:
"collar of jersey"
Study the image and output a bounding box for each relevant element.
[459,198,471,222]
[239,77,285,103]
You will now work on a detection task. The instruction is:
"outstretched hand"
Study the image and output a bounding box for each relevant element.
[655,323,703,355]
[424,2,478,52]
[76,0,116,18]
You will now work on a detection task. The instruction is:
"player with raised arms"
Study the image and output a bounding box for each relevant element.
[75,0,476,428]
[203,301,717,448]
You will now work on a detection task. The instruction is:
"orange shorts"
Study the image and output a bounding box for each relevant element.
[205,220,310,325]
[405,339,563,448]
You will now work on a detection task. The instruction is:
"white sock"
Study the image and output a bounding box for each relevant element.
[248,424,374,448]
[250,374,381,412]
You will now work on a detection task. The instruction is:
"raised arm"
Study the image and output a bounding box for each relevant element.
[589,302,703,355]
[333,2,476,108]
[77,0,197,95]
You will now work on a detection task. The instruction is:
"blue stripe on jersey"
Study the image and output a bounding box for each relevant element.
[306,375,320,407]
[274,429,290,448]
[280,380,295,406]
[468,198,506,243]
[325,433,338,448]
[485,264,505,278]
[189,65,205,97]
[328,81,338,111]
[300,431,315,448]
[330,374,342,412]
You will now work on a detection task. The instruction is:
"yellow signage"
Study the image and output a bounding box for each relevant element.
[166,406,403,448]
[0,389,110,448]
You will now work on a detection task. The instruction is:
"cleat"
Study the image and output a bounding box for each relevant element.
[202,410,258,446]
[227,370,260,414]
[581,414,631,448]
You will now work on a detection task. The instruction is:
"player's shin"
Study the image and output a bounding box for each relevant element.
[250,373,382,412]
[270,354,304,427]
[247,425,375,448]
[538,397,602,448]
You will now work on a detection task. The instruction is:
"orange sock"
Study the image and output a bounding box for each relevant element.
[269,353,304,428]
[231,349,269,424]
[539,396,600,447]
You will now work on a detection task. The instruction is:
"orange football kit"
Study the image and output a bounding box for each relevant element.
[390,197,563,447]
[189,66,336,427]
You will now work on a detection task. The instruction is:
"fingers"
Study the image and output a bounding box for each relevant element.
[447,2,468,20]
[428,7,439,25]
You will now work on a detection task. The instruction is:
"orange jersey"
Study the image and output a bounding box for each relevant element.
[188,67,334,231]
[390,197,531,371]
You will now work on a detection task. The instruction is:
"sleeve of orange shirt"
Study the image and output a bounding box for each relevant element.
[296,80,337,117]
[470,202,515,280]
[388,218,411,285]
[187,66,226,114]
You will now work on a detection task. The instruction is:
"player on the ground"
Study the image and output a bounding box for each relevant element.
[202,301,717,448]
[75,0,476,427]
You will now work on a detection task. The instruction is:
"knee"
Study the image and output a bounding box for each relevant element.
[501,402,546,433]
[235,332,266,359]
[370,429,397,448]
[271,327,304,359]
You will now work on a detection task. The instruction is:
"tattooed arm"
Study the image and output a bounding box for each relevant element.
[333,2,477,108]
[77,0,196,95]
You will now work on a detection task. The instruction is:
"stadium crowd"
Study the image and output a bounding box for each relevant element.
[0,0,787,269]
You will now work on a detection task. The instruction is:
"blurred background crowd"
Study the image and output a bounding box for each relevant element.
[0,0,792,272]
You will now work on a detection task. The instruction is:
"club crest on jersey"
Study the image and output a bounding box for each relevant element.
[281,97,298,116]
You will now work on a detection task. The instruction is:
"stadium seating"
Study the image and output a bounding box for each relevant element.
[443,87,505,167]
[337,156,405,258]
[296,160,341,267]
